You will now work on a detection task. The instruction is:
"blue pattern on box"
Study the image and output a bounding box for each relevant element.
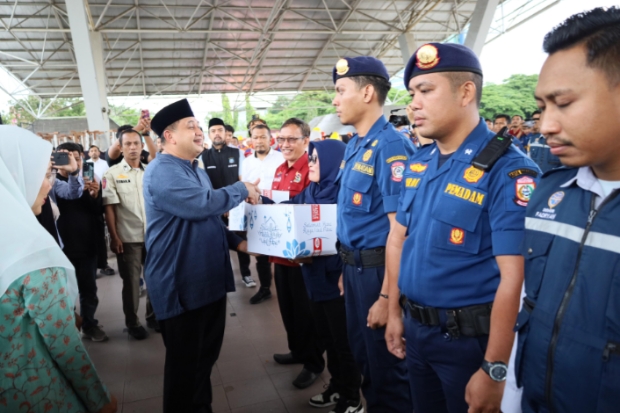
[283,239,312,258]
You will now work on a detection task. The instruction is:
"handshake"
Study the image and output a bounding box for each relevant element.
[243,179,261,205]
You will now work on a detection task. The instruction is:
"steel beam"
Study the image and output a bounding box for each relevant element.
[65,0,110,146]
[397,32,417,66]
[464,0,499,56]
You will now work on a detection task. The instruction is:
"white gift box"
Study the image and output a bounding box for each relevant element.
[228,190,289,231]
[245,204,338,259]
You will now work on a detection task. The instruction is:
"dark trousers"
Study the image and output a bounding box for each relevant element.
[404,312,489,413]
[116,242,155,328]
[343,263,412,412]
[66,252,99,330]
[309,296,361,401]
[274,264,325,373]
[235,232,272,288]
[160,297,227,413]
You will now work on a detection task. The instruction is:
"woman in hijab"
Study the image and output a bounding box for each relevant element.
[0,126,116,413]
[264,139,362,413]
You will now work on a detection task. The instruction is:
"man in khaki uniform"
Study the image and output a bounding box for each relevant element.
[103,128,158,340]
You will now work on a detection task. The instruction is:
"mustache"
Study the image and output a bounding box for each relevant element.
[546,136,573,146]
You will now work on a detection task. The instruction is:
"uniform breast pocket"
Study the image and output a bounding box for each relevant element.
[343,172,374,212]
[522,232,554,297]
[430,194,485,254]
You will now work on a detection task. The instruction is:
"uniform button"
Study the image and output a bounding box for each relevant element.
[527,248,533,254]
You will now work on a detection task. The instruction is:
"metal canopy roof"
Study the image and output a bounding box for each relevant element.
[0,0,489,98]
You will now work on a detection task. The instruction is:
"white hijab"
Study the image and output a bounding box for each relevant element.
[0,126,78,307]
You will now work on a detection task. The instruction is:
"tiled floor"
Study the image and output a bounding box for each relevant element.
[84,254,335,413]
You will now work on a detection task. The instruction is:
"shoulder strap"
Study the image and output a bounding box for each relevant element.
[471,127,513,172]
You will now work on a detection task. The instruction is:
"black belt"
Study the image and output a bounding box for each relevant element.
[338,246,385,268]
[400,295,493,338]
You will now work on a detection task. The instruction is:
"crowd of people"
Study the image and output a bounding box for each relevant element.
[0,6,619,413]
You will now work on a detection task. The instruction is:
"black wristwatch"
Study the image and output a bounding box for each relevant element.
[481,360,508,382]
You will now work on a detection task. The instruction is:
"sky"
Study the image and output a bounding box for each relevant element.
[0,0,617,122]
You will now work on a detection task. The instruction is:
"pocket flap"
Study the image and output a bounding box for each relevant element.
[522,231,554,259]
[344,169,374,194]
[431,194,484,233]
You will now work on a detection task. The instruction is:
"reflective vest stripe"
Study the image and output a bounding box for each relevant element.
[525,217,620,254]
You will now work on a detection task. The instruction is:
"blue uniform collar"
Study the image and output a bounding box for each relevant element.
[420,118,492,181]
[349,115,389,149]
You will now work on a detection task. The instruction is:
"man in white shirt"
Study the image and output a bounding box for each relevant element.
[241,123,284,304]
[87,145,109,181]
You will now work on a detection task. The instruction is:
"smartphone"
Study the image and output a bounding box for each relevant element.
[141,109,150,120]
[51,151,70,166]
[82,162,94,181]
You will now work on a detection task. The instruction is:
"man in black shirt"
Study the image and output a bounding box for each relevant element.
[202,118,256,288]
[55,142,108,342]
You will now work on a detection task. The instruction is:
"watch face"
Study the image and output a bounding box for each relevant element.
[490,365,508,382]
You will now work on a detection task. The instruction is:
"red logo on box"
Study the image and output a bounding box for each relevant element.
[313,238,322,255]
[311,204,321,222]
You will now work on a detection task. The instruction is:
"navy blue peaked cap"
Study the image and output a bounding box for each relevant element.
[151,98,195,137]
[332,56,390,84]
[403,43,483,88]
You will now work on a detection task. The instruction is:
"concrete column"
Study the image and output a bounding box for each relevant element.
[464,0,500,56]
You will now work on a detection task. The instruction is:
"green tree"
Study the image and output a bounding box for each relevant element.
[109,104,139,126]
[262,91,336,127]
[387,88,410,105]
[221,94,234,126]
[480,74,539,120]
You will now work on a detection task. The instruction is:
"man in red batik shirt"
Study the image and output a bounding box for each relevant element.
[270,118,325,390]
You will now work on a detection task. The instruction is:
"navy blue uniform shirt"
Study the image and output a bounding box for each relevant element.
[396,119,541,308]
[143,153,248,320]
[336,116,416,250]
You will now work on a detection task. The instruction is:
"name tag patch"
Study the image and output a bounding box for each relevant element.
[352,162,374,176]
[444,183,485,206]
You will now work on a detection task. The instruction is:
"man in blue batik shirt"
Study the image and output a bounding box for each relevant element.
[143,99,260,413]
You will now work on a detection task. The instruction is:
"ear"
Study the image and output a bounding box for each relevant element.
[460,81,477,107]
[362,84,375,104]
[163,129,175,145]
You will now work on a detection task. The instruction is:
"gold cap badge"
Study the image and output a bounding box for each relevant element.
[415,44,440,70]
[336,59,350,76]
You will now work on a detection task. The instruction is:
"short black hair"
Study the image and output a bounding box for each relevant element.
[531,109,542,118]
[494,114,511,123]
[280,118,310,138]
[442,72,483,107]
[89,145,100,150]
[224,124,234,134]
[485,118,492,123]
[512,114,523,120]
[56,142,82,154]
[543,6,620,86]
[350,75,391,106]
[118,128,142,146]
[250,123,271,136]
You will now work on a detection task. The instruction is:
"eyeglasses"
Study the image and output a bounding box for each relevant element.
[309,154,318,164]
[276,137,304,145]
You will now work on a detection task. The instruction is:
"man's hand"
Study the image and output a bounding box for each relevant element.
[237,240,259,256]
[385,315,406,359]
[84,178,100,198]
[98,395,118,413]
[244,179,261,205]
[110,236,124,254]
[51,149,78,174]
[135,117,151,134]
[465,368,505,413]
[338,274,344,296]
[367,296,389,329]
